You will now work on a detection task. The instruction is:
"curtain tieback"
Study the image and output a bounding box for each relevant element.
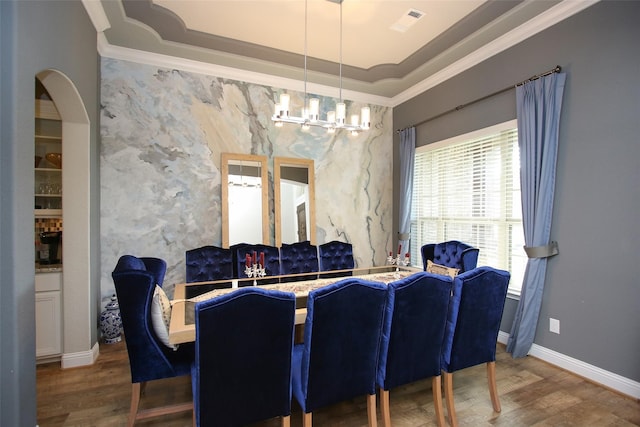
[398,232,410,240]
[524,241,558,258]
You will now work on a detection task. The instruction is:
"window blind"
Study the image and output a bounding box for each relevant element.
[411,124,526,294]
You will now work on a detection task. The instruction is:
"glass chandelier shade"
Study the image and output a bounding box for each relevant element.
[271,0,371,134]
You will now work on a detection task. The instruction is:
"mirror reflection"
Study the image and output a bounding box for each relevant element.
[274,157,316,247]
[221,153,268,247]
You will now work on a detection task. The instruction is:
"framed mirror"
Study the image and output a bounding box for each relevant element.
[274,157,316,247]
[221,153,269,247]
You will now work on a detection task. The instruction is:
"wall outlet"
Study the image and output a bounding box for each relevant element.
[549,317,560,334]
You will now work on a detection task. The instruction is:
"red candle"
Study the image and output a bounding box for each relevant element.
[389,251,393,257]
[260,252,265,267]
[405,252,410,258]
[245,253,251,267]
[397,244,402,255]
[253,251,257,265]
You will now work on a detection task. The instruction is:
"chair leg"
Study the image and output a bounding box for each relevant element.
[302,411,312,427]
[282,414,290,427]
[367,393,377,427]
[128,383,142,427]
[443,372,458,427]
[380,388,391,427]
[486,361,501,412]
[432,375,445,427]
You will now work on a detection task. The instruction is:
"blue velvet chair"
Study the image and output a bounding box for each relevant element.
[111,255,194,427]
[279,241,319,282]
[232,243,281,285]
[292,278,387,427]
[441,266,511,427]
[185,245,234,283]
[318,240,355,278]
[421,240,479,273]
[192,287,296,427]
[185,245,234,298]
[377,272,453,427]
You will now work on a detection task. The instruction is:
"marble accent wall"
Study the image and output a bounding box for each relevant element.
[100,58,393,298]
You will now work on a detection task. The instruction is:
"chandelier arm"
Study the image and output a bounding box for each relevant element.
[339,0,343,102]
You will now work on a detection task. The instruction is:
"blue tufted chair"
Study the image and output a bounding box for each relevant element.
[318,240,355,278]
[421,240,479,273]
[292,278,387,427]
[185,245,234,283]
[377,272,453,427]
[279,241,319,282]
[185,245,234,298]
[192,287,296,427]
[111,255,194,427]
[232,243,281,285]
[441,266,511,427]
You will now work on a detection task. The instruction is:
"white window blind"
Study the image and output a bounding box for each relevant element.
[410,121,526,294]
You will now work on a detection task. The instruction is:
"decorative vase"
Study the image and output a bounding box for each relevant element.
[100,294,122,344]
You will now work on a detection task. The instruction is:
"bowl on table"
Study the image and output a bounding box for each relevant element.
[45,153,62,169]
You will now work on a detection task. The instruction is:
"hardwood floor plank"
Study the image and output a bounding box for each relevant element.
[37,342,639,426]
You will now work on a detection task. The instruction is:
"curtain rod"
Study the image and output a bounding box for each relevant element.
[396,65,561,133]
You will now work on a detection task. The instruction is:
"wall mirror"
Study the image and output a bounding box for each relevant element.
[221,153,269,247]
[274,157,316,247]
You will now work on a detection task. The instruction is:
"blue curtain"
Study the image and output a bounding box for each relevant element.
[398,128,415,258]
[507,72,566,358]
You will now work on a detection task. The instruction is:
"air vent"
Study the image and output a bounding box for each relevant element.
[390,8,425,33]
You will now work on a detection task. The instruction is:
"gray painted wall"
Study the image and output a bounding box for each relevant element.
[0,1,99,425]
[393,1,640,382]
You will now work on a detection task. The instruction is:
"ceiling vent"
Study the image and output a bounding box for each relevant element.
[390,8,425,33]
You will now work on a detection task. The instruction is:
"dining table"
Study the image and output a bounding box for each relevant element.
[168,265,420,345]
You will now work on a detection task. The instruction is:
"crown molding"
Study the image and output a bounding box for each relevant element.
[81,0,111,33]
[92,0,599,108]
[391,0,600,106]
[98,37,394,107]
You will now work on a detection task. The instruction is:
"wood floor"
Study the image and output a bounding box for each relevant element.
[37,341,639,427]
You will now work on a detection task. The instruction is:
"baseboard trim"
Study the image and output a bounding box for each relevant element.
[497,331,640,399]
[61,342,100,369]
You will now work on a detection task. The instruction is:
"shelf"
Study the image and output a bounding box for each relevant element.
[35,209,62,218]
[35,135,62,142]
[35,194,62,198]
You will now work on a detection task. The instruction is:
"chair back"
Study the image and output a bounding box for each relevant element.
[279,241,319,282]
[233,243,281,285]
[318,240,354,277]
[421,240,479,273]
[441,266,510,373]
[377,272,452,391]
[111,255,192,383]
[292,278,387,413]
[193,287,296,427]
[185,245,234,283]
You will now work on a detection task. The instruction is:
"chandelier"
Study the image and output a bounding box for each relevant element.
[272,0,370,135]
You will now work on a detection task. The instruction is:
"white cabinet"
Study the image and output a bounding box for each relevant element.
[35,272,62,358]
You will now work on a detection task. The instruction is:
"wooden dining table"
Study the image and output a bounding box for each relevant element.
[168,265,419,345]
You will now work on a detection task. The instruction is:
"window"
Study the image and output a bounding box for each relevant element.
[410,121,526,295]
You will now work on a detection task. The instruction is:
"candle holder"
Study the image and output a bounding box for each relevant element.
[245,263,266,286]
[387,253,411,278]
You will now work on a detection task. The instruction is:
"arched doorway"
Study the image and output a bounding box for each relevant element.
[36,70,97,367]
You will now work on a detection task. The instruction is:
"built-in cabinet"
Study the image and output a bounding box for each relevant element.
[35,98,63,360]
[35,272,62,357]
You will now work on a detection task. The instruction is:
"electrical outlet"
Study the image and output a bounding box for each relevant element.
[549,318,560,334]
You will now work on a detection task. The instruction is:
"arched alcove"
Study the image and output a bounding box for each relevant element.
[36,69,97,367]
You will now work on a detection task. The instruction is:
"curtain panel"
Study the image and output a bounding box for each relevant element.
[507,72,566,358]
[398,128,415,258]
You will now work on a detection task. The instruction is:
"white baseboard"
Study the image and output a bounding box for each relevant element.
[497,331,640,399]
[61,342,100,369]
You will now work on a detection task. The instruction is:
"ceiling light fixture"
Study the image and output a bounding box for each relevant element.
[272,0,370,134]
